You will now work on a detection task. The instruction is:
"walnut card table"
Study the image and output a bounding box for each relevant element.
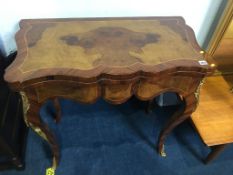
[4,17,212,171]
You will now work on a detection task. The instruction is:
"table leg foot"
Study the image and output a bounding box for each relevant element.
[204,144,226,164]
[159,144,167,157]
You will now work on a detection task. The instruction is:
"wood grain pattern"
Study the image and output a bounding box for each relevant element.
[4,17,210,85]
[29,74,200,104]
[3,17,212,168]
[192,75,233,146]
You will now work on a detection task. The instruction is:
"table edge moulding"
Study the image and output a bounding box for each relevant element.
[4,17,213,172]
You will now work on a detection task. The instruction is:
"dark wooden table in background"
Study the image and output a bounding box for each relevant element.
[0,52,27,171]
[192,75,233,163]
[4,17,212,171]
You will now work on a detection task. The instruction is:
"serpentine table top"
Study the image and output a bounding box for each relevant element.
[4,17,212,173]
[5,17,208,84]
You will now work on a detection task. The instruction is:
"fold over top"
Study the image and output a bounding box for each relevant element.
[4,17,208,83]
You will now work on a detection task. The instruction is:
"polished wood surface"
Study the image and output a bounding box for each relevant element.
[192,75,233,146]
[4,17,208,84]
[4,17,211,169]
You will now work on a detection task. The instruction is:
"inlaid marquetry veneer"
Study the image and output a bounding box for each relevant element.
[4,17,212,171]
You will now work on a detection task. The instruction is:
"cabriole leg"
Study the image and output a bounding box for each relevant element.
[157,103,186,156]
[20,92,59,170]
